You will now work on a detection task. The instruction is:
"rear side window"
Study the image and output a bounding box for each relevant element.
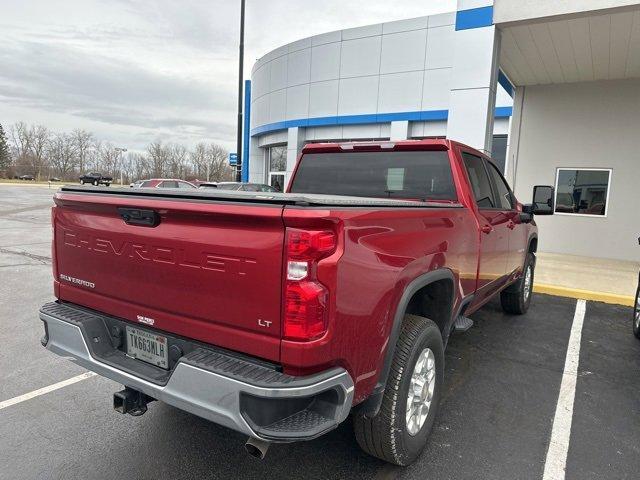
[160,181,178,188]
[140,180,154,188]
[290,151,456,200]
[462,153,495,208]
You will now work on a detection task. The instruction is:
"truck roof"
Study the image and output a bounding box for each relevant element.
[301,138,483,156]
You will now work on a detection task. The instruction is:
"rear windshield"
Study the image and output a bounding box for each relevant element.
[290,151,456,200]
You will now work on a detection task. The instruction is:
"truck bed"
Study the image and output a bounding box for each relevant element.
[58,185,461,208]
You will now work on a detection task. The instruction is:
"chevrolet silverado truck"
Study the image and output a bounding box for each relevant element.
[40,139,554,465]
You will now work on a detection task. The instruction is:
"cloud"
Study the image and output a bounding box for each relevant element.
[0,0,457,150]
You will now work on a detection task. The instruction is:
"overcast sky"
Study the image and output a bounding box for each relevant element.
[1,0,460,152]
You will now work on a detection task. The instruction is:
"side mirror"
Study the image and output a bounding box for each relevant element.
[523,185,554,215]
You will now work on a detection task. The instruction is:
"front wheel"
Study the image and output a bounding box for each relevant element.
[80,180,85,185]
[353,314,444,466]
[92,180,98,186]
[501,252,535,315]
[633,278,640,339]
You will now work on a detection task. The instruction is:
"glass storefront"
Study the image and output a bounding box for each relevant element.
[266,145,287,192]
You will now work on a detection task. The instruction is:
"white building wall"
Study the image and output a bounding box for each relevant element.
[249,9,511,187]
[510,79,640,261]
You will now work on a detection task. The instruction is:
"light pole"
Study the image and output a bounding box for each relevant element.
[235,0,245,182]
[115,147,127,186]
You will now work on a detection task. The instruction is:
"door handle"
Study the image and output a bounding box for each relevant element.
[481,224,493,234]
[507,221,516,230]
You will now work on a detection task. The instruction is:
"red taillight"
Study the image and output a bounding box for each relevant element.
[287,229,336,257]
[283,229,336,341]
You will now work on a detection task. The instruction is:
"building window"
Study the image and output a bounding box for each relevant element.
[554,168,611,217]
[491,135,508,173]
[266,145,287,192]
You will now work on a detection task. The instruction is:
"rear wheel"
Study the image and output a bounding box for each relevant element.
[353,314,443,466]
[501,252,535,315]
[80,180,85,185]
[92,180,98,186]
[633,278,640,339]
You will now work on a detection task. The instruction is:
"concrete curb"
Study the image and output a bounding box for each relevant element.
[534,283,635,307]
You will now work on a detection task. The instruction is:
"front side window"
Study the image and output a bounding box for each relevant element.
[159,181,178,188]
[177,181,195,189]
[555,168,611,216]
[266,145,287,192]
[462,153,495,209]
[290,151,456,200]
[485,160,514,210]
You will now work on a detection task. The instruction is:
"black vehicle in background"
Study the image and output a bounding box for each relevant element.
[79,172,112,186]
[18,174,35,181]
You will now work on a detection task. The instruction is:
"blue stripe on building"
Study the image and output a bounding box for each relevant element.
[455,5,493,31]
[498,70,515,98]
[251,107,509,137]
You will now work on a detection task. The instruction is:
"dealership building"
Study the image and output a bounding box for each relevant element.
[242,0,640,262]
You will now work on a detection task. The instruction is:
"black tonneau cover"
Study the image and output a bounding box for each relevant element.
[58,185,462,208]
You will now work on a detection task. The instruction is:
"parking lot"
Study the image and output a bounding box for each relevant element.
[1,184,639,480]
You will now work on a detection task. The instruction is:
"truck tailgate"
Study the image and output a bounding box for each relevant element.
[52,191,284,362]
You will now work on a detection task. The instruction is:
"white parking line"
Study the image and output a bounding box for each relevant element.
[542,299,587,480]
[0,372,97,411]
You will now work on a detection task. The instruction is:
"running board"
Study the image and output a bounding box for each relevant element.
[454,315,474,333]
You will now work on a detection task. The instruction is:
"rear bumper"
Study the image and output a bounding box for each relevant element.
[39,302,354,442]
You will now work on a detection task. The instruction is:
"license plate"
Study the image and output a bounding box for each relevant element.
[126,326,168,369]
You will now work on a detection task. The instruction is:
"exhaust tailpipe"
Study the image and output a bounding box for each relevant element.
[245,437,270,459]
[114,387,154,416]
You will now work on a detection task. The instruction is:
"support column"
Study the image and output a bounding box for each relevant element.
[446,0,499,154]
[247,136,263,183]
[390,121,409,141]
[504,85,524,188]
[285,127,306,188]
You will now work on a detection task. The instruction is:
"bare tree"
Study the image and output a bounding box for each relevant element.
[27,125,50,180]
[97,142,120,177]
[48,133,78,179]
[10,122,29,156]
[71,129,93,174]
[128,152,149,180]
[190,142,208,180]
[147,141,170,177]
[206,143,232,182]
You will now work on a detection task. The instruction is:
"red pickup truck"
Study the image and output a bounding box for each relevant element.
[40,139,554,465]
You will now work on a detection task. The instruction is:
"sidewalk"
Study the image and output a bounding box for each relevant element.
[534,252,639,306]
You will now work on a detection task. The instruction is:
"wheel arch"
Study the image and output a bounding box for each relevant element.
[356,268,456,416]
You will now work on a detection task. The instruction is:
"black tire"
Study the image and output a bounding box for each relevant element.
[80,180,85,185]
[353,314,444,466]
[104,183,110,187]
[501,252,535,315]
[633,277,640,340]
[92,180,98,186]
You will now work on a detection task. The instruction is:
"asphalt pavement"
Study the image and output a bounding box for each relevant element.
[0,184,639,480]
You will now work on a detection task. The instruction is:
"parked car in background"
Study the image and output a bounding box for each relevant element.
[139,179,196,189]
[201,181,278,192]
[40,139,554,466]
[49,177,61,182]
[79,172,112,186]
[18,174,35,181]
